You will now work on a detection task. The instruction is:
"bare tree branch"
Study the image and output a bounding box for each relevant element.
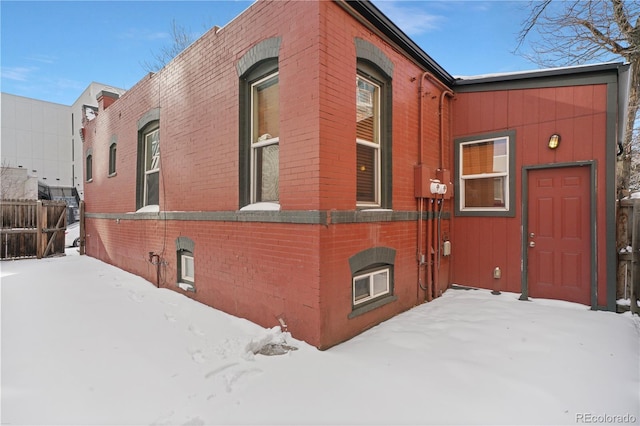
[516,0,640,194]
[141,19,195,73]
[516,0,552,51]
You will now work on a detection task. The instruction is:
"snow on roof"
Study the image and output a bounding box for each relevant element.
[454,61,625,85]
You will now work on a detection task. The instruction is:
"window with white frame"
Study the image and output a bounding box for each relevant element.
[356,75,381,206]
[177,250,195,292]
[144,128,160,206]
[181,252,194,283]
[251,72,279,203]
[176,236,195,292]
[353,266,390,306]
[459,136,509,211]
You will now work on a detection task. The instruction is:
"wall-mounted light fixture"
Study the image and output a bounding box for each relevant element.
[548,133,560,149]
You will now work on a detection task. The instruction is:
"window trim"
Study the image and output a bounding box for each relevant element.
[136,122,160,209]
[136,109,160,210]
[108,141,117,176]
[353,265,390,306]
[454,130,516,217]
[348,246,397,318]
[175,236,195,292]
[356,74,382,207]
[356,60,392,209]
[250,71,279,204]
[85,150,93,182]
[143,128,160,207]
[459,137,508,210]
[237,38,281,209]
[180,253,195,283]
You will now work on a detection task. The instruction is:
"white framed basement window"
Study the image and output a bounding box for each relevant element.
[181,254,194,283]
[353,267,390,306]
[177,250,195,292]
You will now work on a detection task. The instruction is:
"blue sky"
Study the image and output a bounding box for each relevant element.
[1,1,539,106]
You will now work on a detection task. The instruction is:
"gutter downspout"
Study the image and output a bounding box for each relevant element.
[435,88,454,299]
[420,71,454,169]
[438,88,454,170]
[418,73,432,301]
[417,197,424,300]
[417,75,425,301]
[432,194,439,299]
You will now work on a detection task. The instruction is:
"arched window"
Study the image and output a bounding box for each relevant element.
[85,148,93,182]
[348,246,397,318]
[108,137,117,176]
[237,37,281,207]
[355,38,393,209]
[136,108,160,209]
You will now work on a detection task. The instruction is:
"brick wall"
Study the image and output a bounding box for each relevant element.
[83,0,453,348]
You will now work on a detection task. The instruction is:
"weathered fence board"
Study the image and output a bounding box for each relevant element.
[618,198,640,314]
[1,199,67,260]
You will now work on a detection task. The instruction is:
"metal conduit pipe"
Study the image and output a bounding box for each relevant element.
[437,88,453,298]
[417,74,427,301]
[417,198,428,298]
[434,195,446,299]
[425,199,433,302]
[432,195,439,299]
[418,72,453,302]
[427,73,453,299]
[437,88,454,170]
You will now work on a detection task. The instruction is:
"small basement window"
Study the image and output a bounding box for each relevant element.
[181,253,194,282]
[176,236,195,292]
[177,251,194,292]
[348,246,397,318]
[353,266,390,306]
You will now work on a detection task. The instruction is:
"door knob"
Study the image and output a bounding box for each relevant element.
[529,241,536,248]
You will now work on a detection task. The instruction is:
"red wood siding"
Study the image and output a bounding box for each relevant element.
[452,85,608,305]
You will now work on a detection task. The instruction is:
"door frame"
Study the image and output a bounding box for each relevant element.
[520,161,597,309]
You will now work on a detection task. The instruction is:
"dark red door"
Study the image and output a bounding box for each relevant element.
[527,166,591,305]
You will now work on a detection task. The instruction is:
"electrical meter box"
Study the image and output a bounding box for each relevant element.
[414,165,433,198]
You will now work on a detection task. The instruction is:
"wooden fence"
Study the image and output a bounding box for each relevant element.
[0,199,67,260]
[617,198,640,314]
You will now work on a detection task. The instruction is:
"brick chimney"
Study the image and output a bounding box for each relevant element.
[96,90,120,110]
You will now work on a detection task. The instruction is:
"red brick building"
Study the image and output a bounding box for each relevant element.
[82,0,629,348]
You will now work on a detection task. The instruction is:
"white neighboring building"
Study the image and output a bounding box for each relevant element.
[1,93,71,188]
[0,167,38,200]
[1,83,125,201]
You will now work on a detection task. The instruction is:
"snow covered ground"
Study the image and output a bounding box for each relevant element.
[2,249,639,425]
